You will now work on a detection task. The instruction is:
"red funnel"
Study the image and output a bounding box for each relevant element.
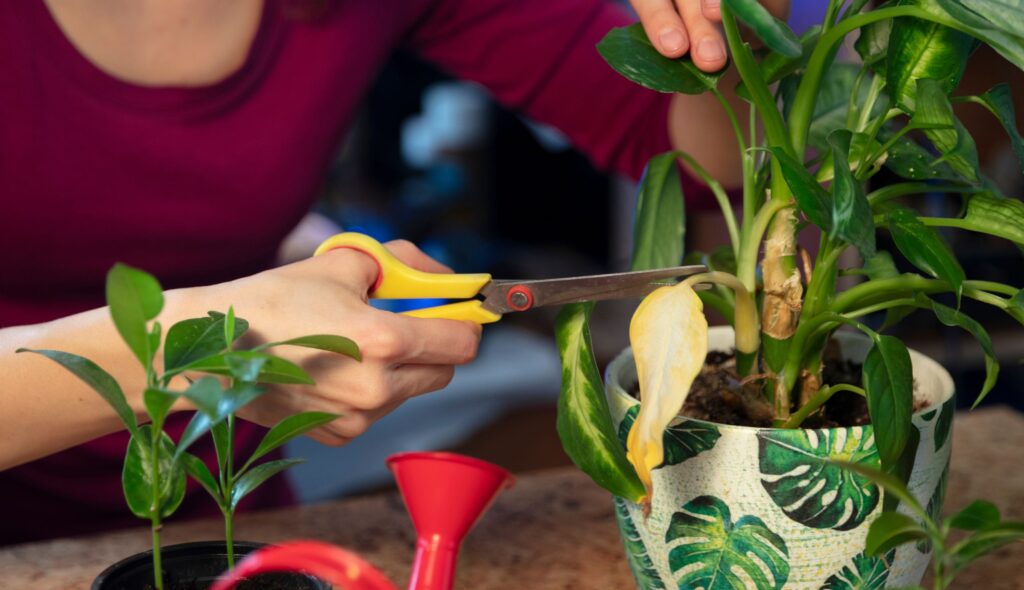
[386,452,514,590]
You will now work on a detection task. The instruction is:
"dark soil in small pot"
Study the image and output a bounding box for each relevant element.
[92,541,329,590]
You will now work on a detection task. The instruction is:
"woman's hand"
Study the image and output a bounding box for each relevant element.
[206,240,482,446]
[630,0,790,71]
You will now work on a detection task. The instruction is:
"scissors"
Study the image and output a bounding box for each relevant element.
[314,233,706,324]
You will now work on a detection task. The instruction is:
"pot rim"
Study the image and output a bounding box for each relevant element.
[92,540,279,589]
[606,326,956,434]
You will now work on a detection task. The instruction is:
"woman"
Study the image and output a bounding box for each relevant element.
[0,0,784,544]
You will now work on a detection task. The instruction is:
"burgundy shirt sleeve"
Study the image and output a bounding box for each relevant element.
[405,0,707,201]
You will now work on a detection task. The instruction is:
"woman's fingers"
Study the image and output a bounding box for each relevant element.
[631,0,689,57]
[384,239,453,274]
[391,364,457,399]
[701,0,722,21]
[367,314,481,366]
[678,0,727,71]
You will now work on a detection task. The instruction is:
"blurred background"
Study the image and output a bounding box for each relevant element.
[281,0,1024,503]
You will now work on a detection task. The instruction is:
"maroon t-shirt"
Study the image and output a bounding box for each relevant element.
[0,0,702,544]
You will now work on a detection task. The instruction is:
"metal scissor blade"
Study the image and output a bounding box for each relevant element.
[480,265,706,314]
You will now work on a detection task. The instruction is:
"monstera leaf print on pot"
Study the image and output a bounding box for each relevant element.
[821,550,894,589]
[758,427,880,530]
[918,463,950,553]
[614,497,666,590]
[617,405,720,467]
[665,495,789,590]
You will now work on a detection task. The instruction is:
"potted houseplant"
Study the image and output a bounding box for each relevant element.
[20,264,357,589]
[556,0,1024,588]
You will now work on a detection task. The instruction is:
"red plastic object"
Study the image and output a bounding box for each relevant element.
[208,540,397,590]
[387,451,514,590]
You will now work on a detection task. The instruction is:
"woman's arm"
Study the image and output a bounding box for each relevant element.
[0,242,480,471]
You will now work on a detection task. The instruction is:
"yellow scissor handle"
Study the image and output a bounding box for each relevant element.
[403,300,501,324]
[314,233,500,323]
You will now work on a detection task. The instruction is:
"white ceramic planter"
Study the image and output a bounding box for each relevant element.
[605,327,955,590]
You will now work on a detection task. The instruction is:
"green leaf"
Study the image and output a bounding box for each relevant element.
[143,388,178,431]
[597,24,726,94]
[929,0,1024,71]
[856,16,893,68]
[666,495,790,589]
[913,80,981,181]
[106,264,164,368]
[164,315,249,373]
[224,306,236,352]
[180,351,314,385]
[822,551,895,590]
[555,303,645,502]
[886,4,978,111]
[770,147,832,231]
[122,426,186,520]
[832,460,926,517]
[758,428,880,530]
[888,207,965,300]
[808,65,887,149]
[923,296,999,405]
[180,376,227,417]
[829,130,877,258]
[631,152,685,272]
[231,458,304,510]
[737,26,820,101]
[864,251,900,280]
[969,83,1024,174]
[225,354,269,382]
[723,0,801,57]
[617,405,720,466]
[952,521,1024,573]
[148,322,162,366]
[178,380,264,456]
[865,512,929,556]
[863,335,914,470]
[958,192,1024,246]
[243,411,339,470]
[887,426,921,511]
[17,349,138,437]
[614,498,666,589]
[880,129,961,181]
[816,132,885,183]
[256,334,361,361]
[949,500,1001,531]
[181,452,225,508]
[211,420,231,477]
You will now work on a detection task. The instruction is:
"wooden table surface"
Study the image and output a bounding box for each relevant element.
[2,407,1023,590]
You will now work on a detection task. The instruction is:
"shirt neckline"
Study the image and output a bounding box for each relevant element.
[27,0,285,116]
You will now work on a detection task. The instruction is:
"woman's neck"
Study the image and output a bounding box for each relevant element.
[43,0,264,87]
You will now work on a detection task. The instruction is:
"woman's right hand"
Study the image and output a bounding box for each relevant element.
[194,239,482,446]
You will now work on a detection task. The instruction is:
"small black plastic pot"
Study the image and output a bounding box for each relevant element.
[92,541,329,590]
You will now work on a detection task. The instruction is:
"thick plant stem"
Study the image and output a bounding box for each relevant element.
[762,206,803,419]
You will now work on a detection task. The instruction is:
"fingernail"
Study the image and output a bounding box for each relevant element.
[699,38,725,61]
[704,0,720,8]
[659,29,686,53]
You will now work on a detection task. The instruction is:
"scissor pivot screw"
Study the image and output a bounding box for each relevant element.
[507,286,534,311]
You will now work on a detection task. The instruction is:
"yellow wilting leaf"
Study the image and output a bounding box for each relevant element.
[626,282,708,511]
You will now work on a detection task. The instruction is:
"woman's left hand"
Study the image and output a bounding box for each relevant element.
[629,0,790,72]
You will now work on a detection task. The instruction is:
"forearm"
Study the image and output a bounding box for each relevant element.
[0,288,206,470]
[668,65,746,189]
